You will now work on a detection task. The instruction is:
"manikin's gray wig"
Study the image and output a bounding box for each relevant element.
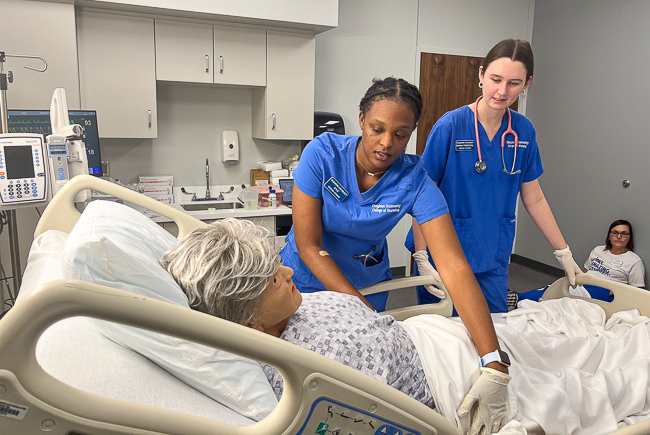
[160,218,280,326]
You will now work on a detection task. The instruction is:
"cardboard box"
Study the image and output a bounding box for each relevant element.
[142,185,173,195]
[139,175,174,186]
[250,169,270,186]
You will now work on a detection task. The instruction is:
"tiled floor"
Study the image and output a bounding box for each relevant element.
[385,262,558,311]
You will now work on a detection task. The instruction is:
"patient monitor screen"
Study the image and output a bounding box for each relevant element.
[5,146,35,179]
[7,110,103,176]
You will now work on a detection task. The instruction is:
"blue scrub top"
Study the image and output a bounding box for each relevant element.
[405,106,544,273]
[282,132,449,293]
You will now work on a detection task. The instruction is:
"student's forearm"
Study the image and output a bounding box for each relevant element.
[420,216,506,373]
[412,218,427,251]
[521,180,567,250]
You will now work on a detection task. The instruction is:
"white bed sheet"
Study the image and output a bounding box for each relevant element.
[401,298,650,434]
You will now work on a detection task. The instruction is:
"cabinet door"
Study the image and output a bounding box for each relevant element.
[252,31,315,140]
[213,26,266,86]
[1,0,80,110]
[155,20,213,84]
[77,12,157,138]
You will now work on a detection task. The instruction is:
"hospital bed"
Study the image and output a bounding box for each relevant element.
[0,175,648,435]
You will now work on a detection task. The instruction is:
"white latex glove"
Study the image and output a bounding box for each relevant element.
[553,245,583,287]
[457,367,511,435]
[412,250,445,299]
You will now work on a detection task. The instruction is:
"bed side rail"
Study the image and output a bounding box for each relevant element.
[541,274,650,320]
[0,280,458,435]
[360,275,453,319]
[34,175,204,239]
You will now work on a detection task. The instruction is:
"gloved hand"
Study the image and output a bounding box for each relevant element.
[412,250,445,299]
[457,367,511,435]
[553,245,583,287]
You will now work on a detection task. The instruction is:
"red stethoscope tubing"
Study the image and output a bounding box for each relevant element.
[474,96,520,174]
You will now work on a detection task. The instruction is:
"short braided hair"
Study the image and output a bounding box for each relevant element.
[358,77,423,126]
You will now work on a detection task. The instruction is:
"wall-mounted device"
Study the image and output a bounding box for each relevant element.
[0,88,90,210]
[221,129,239,164]
[0,133,49,209]
[6,110,102,176]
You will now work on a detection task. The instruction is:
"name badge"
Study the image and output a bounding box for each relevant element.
[455,140,475,151]
[324,177,349,202]
[612,260,623,267]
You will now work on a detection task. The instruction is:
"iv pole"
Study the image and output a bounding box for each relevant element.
[0,50,48,296]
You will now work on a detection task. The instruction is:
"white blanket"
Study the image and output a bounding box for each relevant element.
[400,298,650,435]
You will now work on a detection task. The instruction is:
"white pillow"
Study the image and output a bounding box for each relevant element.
[17,230,69,303]
[61,200,278,420]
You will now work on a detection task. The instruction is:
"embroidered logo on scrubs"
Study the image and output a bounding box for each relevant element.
[372,203,401,213]
[455,140,475,151]
[506,140,528,148]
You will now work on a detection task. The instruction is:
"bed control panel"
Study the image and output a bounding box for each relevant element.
[296,398,420,435]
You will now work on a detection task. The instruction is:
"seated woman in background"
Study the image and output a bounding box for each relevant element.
[160,218,650,435]
[579,219,645,301]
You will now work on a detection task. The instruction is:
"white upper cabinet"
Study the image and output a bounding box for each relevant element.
[252,31,315,140]
[155,20,213,84]
[213,26,266,86]
[77,12,157,138]
[155,20,266,86]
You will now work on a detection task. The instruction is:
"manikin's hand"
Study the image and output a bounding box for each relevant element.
[412,250,445,299]
[554,245,583,287]
[457,367,511,435]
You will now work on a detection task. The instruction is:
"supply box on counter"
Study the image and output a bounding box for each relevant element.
[139,175,174,203]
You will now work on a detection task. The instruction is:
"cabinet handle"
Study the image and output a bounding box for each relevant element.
[148,110,152,128]
[220,56,224,74]
[272,113,276,131]
[206,55,209,73]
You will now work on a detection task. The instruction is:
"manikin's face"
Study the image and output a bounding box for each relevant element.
[479,57,531,110]
[250,266,301,335]
[358,99,416,174]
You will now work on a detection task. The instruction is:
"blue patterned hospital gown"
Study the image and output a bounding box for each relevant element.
[262,292,435,409]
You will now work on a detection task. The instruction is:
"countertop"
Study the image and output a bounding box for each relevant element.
[152,184,292,223]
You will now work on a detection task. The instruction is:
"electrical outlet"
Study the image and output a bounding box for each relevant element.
[101,160,110,177]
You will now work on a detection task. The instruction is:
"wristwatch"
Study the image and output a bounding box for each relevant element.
[479,349,511,368]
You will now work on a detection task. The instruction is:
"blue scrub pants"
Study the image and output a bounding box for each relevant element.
[299,288,389,312]
[415,262,509,313]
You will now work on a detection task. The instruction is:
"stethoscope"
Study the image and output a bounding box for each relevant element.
[473,96,521,175]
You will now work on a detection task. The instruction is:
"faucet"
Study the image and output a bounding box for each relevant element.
[205,158,212,200]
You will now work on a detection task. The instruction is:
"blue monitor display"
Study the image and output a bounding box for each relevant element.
[7,110,103,176]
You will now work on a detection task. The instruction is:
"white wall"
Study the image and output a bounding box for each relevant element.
[314,0,534,269]
[515,0,650,280]
[101,83,302,186]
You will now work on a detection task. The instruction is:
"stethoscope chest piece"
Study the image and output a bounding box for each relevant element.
[475,160,487,173]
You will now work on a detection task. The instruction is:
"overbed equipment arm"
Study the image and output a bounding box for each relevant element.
[0,176,458,435]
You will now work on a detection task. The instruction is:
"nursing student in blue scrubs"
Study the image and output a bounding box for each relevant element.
[406,39,582,313]
[282,78,512,432]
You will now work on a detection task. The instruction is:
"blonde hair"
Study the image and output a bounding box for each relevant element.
[160,218,280,325]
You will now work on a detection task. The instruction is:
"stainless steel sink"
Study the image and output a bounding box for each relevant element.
[181,202,244,211]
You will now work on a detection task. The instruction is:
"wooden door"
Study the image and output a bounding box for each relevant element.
[417,53,518,155]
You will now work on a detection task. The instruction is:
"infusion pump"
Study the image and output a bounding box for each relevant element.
[0,131,89,210]
[0,133,49,209]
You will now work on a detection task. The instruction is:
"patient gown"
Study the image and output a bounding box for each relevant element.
[262,292,435,409]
